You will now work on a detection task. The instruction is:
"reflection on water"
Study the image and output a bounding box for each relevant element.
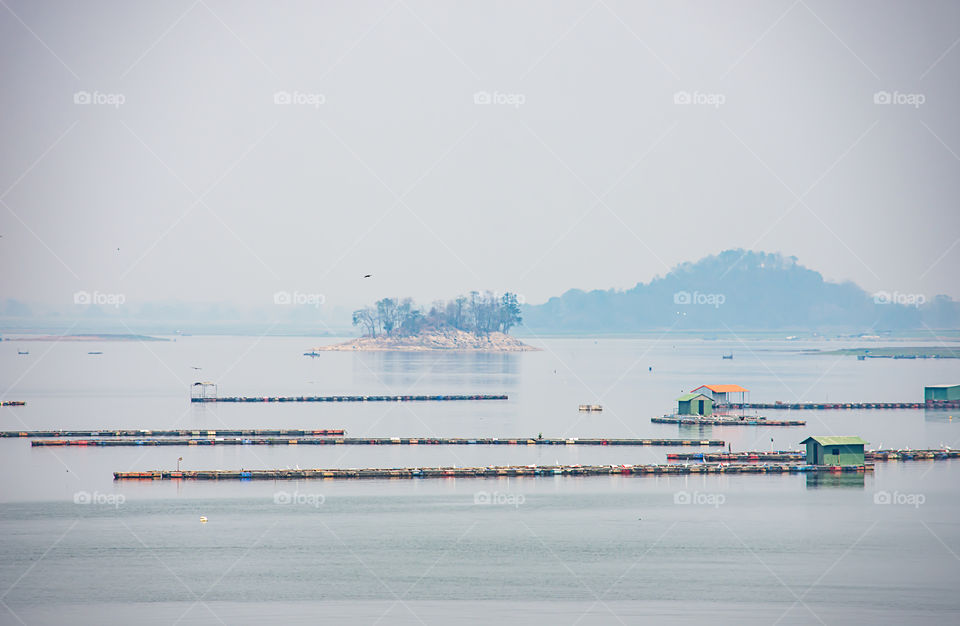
[924,408,959,423]
[806,472,866,489]
[677,424,713,438]
[354,351,520,388]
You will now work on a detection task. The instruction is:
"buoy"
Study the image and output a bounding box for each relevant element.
[199,516,208,523]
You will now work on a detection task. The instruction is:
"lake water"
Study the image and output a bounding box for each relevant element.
[1,336,959,624]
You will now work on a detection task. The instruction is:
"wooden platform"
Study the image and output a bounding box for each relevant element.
[1,429,344,438]
[715,401,960,410]
[32,436,725,447]
[652,416,805,426]
[190,394,508,403]
[114,463,873,481]
[669,449,960,462]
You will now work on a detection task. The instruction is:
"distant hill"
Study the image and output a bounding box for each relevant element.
[522,250,960,332]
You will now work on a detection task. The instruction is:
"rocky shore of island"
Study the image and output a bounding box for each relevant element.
[311,329,538,352]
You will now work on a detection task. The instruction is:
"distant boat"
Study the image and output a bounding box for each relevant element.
[87,351,103,355]
[722,353,734,360]
[17,351,29,355]
[303,352,321,357]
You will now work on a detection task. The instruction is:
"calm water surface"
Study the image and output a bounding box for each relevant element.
[1,336,959,624]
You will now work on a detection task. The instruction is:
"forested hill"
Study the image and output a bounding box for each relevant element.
[521,250,960,332]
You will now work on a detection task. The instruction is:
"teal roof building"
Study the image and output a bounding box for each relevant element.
[677,393,713,416]
[925,384,960,402]
[800,436,868,466]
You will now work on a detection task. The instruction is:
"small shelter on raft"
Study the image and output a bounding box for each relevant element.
[800,436,868,466]
[677,393,713,416]
[190,382,218,401]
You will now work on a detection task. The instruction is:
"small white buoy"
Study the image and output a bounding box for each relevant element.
[199,516,208,523]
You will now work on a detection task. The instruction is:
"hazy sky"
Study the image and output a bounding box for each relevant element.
[1,0,958,315]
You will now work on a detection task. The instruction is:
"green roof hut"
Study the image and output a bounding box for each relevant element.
[800,436,868,466]
[677,393,713,416]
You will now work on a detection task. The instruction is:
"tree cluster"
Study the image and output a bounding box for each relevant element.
[352,291,523,337]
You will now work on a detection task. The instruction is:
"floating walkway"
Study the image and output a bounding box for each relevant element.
[715,401,960,410]
[190,394,508,404]
[652,416,805,426]
[33,436,725,447]
[669,449,960,462]
[114,462,873,481]
[1,428,344,438]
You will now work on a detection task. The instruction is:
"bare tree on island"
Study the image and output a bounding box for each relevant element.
[351,307,377,337]
[351,291,522,338]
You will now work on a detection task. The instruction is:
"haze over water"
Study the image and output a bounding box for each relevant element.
[2,336,959,624]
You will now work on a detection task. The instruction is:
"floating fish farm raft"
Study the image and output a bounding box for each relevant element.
[114,463,873,481]
[668,449,960,462]
[715,401,960,410]
[189,394,508,404]
[32,436,725,447]
[1,428,345,438]
[652,415,806,426]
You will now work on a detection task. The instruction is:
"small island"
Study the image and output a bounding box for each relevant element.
[5,333,169,342]
[312,292,539,352]
[814,346,959,359]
